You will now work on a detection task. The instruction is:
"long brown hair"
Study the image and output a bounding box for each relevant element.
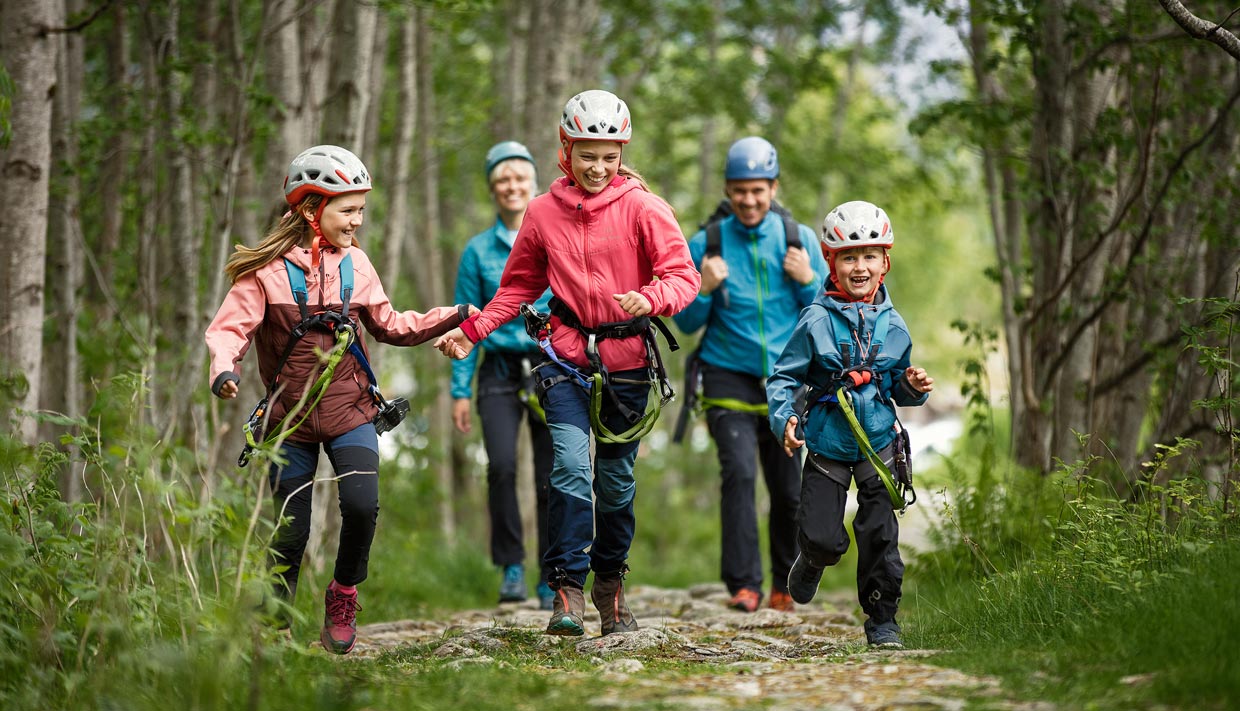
[224,195,323,283]
[618,164,651,192]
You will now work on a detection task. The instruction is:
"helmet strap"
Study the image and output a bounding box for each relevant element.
[309,200,328,270]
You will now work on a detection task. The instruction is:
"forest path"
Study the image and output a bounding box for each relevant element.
[340,583,1050,711]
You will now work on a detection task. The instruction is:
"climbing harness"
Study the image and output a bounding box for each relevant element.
[237,256,409,467]
[800,303,916,512]
[520,298,679,444]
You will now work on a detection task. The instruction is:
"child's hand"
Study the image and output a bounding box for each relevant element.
[434,328,473,360]
[783,416,804,457]
[613,291,652,317]
[906,366,934,393]
[217,380,238,399]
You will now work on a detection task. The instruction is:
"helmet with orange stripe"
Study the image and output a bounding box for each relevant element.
[284,145,372,205]
[557,90,631,176]
[821,201,893,254]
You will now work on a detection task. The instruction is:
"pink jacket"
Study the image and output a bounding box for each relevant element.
[205,244,464,442]
[464,175,701,371]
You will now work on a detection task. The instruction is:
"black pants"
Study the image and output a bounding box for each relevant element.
[796,445,904,623]
[477,352,553,583]
[703,364,801,594]
[269,425,380,601]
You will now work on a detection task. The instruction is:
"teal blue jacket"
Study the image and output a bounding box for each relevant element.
[766,286,928,461]
[450,218,551,399]
[672,211,828,378]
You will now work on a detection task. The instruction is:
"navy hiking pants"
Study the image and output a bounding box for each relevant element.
[537,362,649,590]
[796,444,904,623]
[268,423,380,600]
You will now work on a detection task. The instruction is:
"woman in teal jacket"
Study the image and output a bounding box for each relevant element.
[451,141,554,609]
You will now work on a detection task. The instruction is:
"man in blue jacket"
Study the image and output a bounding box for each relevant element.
[451,141,555,609]
[673,137,829,612]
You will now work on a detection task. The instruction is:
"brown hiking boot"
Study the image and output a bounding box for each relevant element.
[545,584,586,636]
[768,589,795,612]
[591,567,638,636]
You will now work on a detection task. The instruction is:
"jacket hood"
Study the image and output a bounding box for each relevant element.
[549,174,640,214]
[815,282,891,312]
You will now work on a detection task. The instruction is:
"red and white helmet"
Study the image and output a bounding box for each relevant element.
[559,90,632,145]
[284,145,372,206]
[820,200,894,253]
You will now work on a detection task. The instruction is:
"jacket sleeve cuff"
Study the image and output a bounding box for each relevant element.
[212,371,240,397]
[459,314,482,343]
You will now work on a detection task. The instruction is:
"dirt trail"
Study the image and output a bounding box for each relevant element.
[343,583,1050,711]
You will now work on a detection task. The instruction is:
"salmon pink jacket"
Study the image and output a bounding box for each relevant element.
[205,244,466,442]
[460,174,701,371]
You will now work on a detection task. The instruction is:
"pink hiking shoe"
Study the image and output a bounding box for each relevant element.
[321,580,361,654]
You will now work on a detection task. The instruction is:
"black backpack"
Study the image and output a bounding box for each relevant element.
[700,198,803,261]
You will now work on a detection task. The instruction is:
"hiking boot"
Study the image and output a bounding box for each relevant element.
[768,589,795,612]
[320,580,361,654]
[499,564,527,603]
[591,568,639,635]
[545,584,586,636]
[536,581,555,611]
[728,588,762,613]
[787,553,824,604]
[865,618,903,649]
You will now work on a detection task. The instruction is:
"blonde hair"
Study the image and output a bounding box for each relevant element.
[488,158,538,193]
[224,194,323,283]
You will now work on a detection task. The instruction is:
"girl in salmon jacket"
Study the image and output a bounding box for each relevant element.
[205,145,470,654]
[435,90,701,637]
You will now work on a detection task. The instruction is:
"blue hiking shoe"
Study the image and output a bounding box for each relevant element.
[499,564,527,603]
[865,618,903,649]
[787,553,824,604]
[536,581,555,611]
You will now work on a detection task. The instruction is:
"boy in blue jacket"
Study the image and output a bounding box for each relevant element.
[766,200,934,648]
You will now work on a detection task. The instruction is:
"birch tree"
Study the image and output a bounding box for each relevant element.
[0,0,61,445]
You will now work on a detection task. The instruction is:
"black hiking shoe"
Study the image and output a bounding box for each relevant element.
[546,584,586,636]
[591,566,638,636]
[865,618,903,649]
[787,553,824,604]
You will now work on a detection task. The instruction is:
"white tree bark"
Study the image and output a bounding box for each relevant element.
[0,0,61,445]
[1158,0,1240,60]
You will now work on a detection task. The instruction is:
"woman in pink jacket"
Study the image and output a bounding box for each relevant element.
[206,145,468,654]
[435,90,701,637]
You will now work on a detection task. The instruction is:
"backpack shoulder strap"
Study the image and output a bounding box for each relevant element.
[339,253,354,318]
[283,258,309,321]
[705,221,723,259]
[867,308,892,365]
[781,214,802,251]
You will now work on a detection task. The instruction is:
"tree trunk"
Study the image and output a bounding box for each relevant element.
[321,0,376,150]
[95,2,127,324]
[382,14,417,291]
[44,0,84,500]
[263,0,309,206]
[0,0,60,445]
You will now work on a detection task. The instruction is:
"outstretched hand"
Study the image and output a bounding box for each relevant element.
[905,366,934,393]
[782,416,804,457]
[613,291,652,317]
[434,327,473,360]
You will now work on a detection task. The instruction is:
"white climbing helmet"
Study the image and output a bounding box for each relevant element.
[284,145,372,206]
[820,200,894,253]
[559,89,632,144]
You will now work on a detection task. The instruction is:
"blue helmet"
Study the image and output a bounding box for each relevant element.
[484,140,535,178]
[724,136,779,180]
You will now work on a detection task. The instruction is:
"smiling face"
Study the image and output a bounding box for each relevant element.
[832,245,888,301]
[567,139,622,194]
[489,160,535,216]
[725,179,778,228]
[306,192,366,249]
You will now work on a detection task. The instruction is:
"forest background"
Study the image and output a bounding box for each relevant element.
[1,0,1238,709]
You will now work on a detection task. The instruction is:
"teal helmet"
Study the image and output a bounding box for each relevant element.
[484,140,535,179]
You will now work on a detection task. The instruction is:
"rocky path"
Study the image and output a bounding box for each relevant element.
[339,583,1049,711]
